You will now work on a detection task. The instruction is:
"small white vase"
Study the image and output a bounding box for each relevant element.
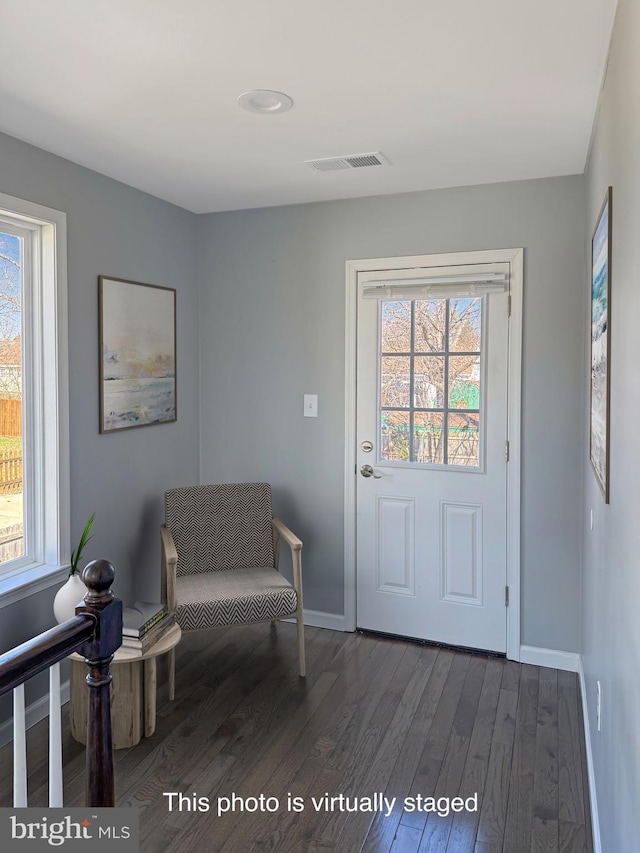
[53,573,87,624]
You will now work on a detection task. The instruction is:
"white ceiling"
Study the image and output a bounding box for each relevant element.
[0,0,617,214]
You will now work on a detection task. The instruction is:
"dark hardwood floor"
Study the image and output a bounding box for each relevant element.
[0,623,593,852]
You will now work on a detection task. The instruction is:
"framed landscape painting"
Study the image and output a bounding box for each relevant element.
[99,276,177,433]
[590,187,612,503]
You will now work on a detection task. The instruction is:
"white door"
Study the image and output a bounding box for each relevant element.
[356,262,510,652]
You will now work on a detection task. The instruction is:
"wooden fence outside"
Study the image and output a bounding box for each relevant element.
[0,449,23,494]
[0,398,22,437]
[0,523,23,563]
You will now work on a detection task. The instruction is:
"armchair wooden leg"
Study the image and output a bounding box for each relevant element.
[296,608,306,677]
[168,647,176,701]
[291,547,305,677]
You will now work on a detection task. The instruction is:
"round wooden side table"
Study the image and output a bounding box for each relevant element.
[70,623,181,749]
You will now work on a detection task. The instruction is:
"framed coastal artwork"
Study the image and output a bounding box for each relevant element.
[99,276,177,433]
[590,187,612,503]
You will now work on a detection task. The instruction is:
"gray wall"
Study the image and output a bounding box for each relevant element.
[197,175,586,651]
[582,0,640,847]
[0,127,591,732]
[0,131,200,718]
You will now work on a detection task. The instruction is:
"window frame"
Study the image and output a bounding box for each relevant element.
[0,192,70,607]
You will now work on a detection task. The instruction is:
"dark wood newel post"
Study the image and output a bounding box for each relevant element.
[76,559,123,807]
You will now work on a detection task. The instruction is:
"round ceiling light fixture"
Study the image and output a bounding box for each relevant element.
[237,89,294,114]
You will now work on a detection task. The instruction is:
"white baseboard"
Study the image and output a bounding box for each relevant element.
[578,658,602,853]
[303,609,348,631]
[519,648,600,851]
[0,680,70,749]
[519,645,580,672]
[282,609,348,632]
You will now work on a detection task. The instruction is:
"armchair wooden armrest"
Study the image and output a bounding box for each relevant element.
[160,524,178,614]
[272,516,302,551]
[272,517,303,587]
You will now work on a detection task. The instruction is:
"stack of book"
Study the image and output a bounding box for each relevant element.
[122,602,172,654]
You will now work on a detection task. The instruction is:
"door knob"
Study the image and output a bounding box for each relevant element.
[360,464,382,479]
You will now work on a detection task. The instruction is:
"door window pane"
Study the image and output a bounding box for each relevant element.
[379,297,483,467]
[448,412,480,467]
[413,412,444,464]
[414,299,446,352]
[381,411,410,461]
[0,231,24,564]
[381,356,410,408]
[449,355,481,409]
[414,356,445,408]
[381,301,411,352]
[449,297,482,352]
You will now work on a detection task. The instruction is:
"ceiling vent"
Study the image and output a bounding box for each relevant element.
[305,152,389,173]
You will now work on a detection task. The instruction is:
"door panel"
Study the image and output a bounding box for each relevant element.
[376,496,415,596]
[356,263,509,652]
[440,501,483,605]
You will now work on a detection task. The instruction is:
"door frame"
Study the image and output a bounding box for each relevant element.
[344,248,523,661]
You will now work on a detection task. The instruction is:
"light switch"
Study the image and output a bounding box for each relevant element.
[304,394,318,417]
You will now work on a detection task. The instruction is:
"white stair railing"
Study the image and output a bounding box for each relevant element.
[11,663,64,807]
[12,683,27,807]
[49,663,63,806]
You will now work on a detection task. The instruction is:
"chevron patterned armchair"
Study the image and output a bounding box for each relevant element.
[161,482,305,698]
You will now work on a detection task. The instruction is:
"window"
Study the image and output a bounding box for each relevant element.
[0,225,24,563]
[379,296,483,468]
[0,193,69,603]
